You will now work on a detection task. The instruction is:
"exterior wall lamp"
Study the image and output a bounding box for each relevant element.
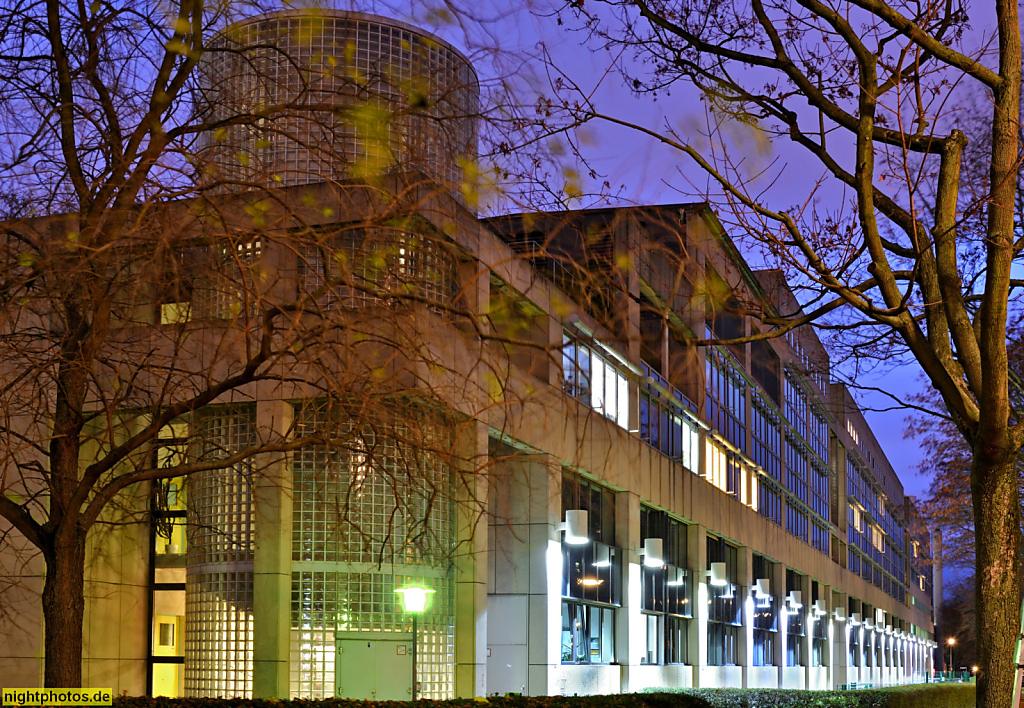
[640,538,664,567]
[558,510,589,544]
[396,586,435,700]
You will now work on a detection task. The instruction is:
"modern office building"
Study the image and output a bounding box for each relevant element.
[0,8,936,700]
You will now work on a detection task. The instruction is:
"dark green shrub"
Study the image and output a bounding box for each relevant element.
[111,684,974,708]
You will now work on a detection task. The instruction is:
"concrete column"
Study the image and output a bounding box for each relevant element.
[689,525,708,686]
[774,562,787,687]
[455,421,490,697]
[738,546,753,687]
[252,400,294,698]
[831,591,848,688]
[823,586,833,679]
[800,573,812,688]
[486,450,561,697]
[615,491,640,692]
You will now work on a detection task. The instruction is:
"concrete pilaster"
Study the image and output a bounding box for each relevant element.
[253,400,294,698]
[831,591,848,688]
[800,572,811,688]
[615,491,640,691]
[689,525,707,686]
[775,562,787,686]
[455,421,490,697]
[486,450,561,696]
[738,546,752,687]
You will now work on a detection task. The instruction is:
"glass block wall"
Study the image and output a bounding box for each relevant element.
[289,571,453,699]
[300,226,456,311]
[184,406,257,697]
[289,402,455,699]
[198,11,479,198]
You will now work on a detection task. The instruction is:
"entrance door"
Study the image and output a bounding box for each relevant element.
[336,638,413,700]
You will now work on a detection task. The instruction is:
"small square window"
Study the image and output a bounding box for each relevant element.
[158,622,175,646]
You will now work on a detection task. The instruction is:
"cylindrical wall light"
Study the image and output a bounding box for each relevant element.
[641,538,664,568]
[560,510,589,544]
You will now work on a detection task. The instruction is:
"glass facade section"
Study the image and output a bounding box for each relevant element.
[809,407,829,464]
[705,349,746,452]
[640,507,691,665]
[783,374,807,438]
[751,397,782,481]
[639,364,700,472]
[758,478,783,526]
[561,473,619,664]
[706,536,741,666]
[751,554,778,667]
[563,333,630,429]
[785,569,805,667]
[786,503,808,543]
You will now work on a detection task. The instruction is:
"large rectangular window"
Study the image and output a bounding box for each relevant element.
[784,374,807,438]
[751,554,778,667]
[640,508,691,665]
[751,397,782,481]
[561,473,619,664]
[707,536,741,666]
[809,407,829,464]
[561,601,615,664]
[808,461,830,521]
[811,581,828,666]
[562,472,616,545]
[786,502,808,543]
[639,364,700,472]
[785,437,808,503]
[563,332,629,428]
[758,478,783,526]
[785,569,805,667]
[706,349,746,452]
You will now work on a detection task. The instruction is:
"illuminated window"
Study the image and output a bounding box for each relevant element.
[563,332,630,429]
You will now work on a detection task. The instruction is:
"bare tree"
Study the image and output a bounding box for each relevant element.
[543,0,1024,704]
[0,0,550,689]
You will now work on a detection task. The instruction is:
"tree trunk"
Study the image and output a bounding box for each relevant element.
[42,532,86,688]
[972,443,1021,708]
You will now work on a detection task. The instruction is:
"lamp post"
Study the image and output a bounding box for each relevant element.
[396,586,435,701]
[946,637,956,675]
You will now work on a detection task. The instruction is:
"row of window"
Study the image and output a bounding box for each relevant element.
[560,476,925,668]
[562,333,630,429]
[564,332,917,600]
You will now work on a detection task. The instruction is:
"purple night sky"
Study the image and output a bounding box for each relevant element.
[403,0,954,501]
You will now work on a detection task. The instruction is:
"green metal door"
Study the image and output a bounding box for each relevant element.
[336,638,412,700]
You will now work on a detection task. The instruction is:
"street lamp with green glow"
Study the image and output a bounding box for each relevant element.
[396,586,435,700]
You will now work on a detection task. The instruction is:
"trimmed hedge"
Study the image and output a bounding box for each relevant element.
[111,685,975,708]
[641,685,975,707]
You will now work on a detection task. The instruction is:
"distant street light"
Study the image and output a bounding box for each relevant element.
[396,586,435,701]
[946,636,956,672]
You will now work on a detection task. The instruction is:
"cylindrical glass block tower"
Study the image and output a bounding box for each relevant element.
[197,10,479,194]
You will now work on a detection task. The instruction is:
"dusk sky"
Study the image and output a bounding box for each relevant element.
[404,2,942,500]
